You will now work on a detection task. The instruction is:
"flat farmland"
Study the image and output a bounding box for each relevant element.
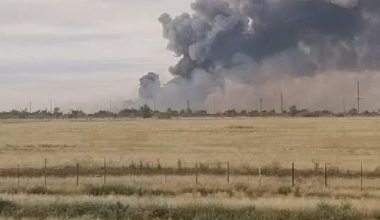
[0,117,379,219]
[0,117,379,169]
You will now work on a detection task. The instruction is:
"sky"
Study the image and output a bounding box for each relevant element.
[1,0,380,113]
[0,0,192,112]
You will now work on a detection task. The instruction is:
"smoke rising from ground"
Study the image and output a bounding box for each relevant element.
[139,72,161,102]
[140,0,380,111]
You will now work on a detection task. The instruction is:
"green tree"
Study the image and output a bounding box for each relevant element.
[53,107,63,118]
[348,108,357,116]
[140,105,152,119]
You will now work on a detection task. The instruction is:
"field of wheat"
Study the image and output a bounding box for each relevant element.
[0,117,379,219]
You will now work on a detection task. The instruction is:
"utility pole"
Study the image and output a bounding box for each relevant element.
[187,99,190,112]
[213,95,216,114]
[29,101,32,113]
[50,96,54,114]
[109,100,112,113]
[356,81,361,114]
[260,98,263,112]
[343,99,346,114]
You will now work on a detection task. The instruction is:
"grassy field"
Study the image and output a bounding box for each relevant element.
[0,117,380,168]
[0,117,380,219]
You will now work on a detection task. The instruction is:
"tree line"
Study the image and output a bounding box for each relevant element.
[1,105,379,119]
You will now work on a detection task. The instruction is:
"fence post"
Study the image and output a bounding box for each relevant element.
[76,163,79,186]
[227,162,230,185]
[44,158,47,186]
[157,159,161,170]
[104,158,107,185]
[164,164,167,185]
[178,159,182,170]
[361,164,363,191]
[324,163,327,187]
[133,164,136,184]
[292,162,295,187]
[131,161,134,178]
[196,163,198,185]
[17,164,20,187]
[259,163,262,187]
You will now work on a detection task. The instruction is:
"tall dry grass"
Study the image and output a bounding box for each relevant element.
[0,118,380,169]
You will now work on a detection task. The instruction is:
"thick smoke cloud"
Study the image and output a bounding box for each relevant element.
[139,72,161,101]
[152,0,380,110]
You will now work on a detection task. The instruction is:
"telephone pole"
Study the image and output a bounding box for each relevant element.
[187,99,190,112]
[213,95,216,114]
[260,98,263,112]
[50,96,54,114]
[356,81,361,114]
[343,99,346,114]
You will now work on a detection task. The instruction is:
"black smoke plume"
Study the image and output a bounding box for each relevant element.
[154,0,380,110]
[139,72,161,101]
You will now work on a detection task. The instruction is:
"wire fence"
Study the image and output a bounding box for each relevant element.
[1,158,377,190]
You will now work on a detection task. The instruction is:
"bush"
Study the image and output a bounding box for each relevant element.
[26,186,56,195]
[278,186,292,196]
[157,112,172,119]
[85,185,175,196]
[0,199,17,216]
[0,201,364,220]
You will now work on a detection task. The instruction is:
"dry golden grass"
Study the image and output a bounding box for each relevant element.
[0,117,380,170]
[0,117,380,218]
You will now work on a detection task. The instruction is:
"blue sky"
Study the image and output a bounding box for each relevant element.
[0,0,192,111]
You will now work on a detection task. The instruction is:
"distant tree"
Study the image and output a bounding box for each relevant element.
[179,109,186,116]
[140,104,152,119]
[249,110,259,117]
[53,107,63,118]
[362,110,371,116]
[68,110,86,119]
[225,109,237,117]
[348,108,357,116]
[119,108,139,117]
[194,110,207,116]
[288,105,298,117]
[186,108,193,115]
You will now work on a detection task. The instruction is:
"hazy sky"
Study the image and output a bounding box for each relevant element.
[0,0,192,111]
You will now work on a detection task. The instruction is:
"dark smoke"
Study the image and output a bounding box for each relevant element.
[139,72,161,101]
[160,0,380,76]
[154,0,380,110]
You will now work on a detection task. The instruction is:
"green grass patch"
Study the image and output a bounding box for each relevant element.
[0,198,362,220]
[85,184,176,196]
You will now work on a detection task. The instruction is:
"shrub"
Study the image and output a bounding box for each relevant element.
[85,185,175,196]
[0,199,17,216]
[278,186,292,196]
[26,186,56,195]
